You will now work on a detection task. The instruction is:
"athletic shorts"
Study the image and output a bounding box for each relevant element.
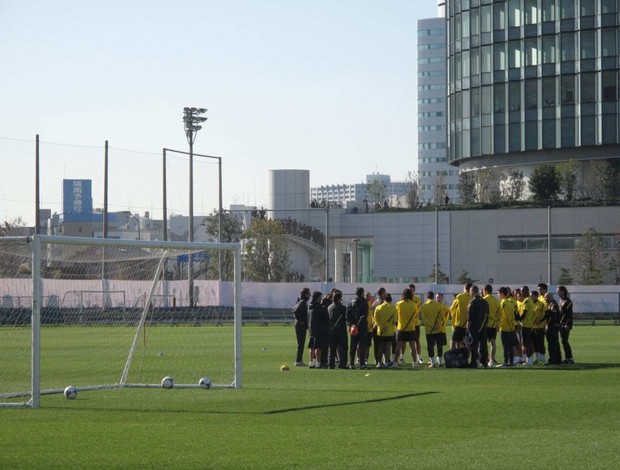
[307,336,327,350]
[486,327,497,340]
[396,330,416,342]
[377,334,395,343]
[521,327,533,344]
[452,326,466,342]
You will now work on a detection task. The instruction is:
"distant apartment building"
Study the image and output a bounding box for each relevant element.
[311,174,411,208]
[417,1,459,204]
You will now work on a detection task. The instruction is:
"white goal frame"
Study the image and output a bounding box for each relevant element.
[19,235,242,408]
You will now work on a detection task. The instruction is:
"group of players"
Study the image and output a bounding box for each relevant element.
[292,282,574,369]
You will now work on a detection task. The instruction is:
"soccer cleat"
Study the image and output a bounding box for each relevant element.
[295,361,306,367]
[376,363,383,369]
[488,360,496,368]
[428,362,435,368]
[417,357,424,365]
[412,363,419,369]
[398,357,405,366]
[360,364,368,370]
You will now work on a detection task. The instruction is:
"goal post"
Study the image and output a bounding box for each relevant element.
[0,235,242,408]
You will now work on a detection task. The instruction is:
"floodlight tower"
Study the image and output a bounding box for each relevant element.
[184,107,207,307]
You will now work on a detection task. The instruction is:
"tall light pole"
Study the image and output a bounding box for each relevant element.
[184,107,207,307]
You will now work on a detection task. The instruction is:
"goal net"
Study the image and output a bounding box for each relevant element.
[0,235,242,408]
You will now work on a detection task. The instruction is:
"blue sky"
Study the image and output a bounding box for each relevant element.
[0,0,439,224]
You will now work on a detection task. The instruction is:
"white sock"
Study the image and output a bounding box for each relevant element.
[527,357,533,365]
[437,357,442,365]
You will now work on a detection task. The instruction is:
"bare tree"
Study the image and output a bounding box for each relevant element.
[367,179,387,209]
[573,227,608,285]
[459,171,476,204]
[405,171,423,209]
[432,172,447,205]
[578,160,615,201]
[500,170,526,203]
[0,217,28,237]
[476,168,502,204]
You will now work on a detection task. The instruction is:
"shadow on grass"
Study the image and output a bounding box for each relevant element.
[264,391,438,415]
[497,363,620,371]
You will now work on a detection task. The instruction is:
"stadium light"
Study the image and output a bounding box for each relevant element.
[184,106,207,307]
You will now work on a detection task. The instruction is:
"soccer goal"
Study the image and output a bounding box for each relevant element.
[0,235,242,408]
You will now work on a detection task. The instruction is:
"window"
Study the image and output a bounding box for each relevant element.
[560,0,575,19]
[580,30,596,60]
[509,122,521,151]
[602,29,617,57]
[542,118,557,148]
[471,8,480,35]
[471,47,480,75]
[525,79,537,109]
[542,35,556,63]
[509,0,522,27]
[561,74,575,104]
[494,1,506,29]
[462,11,470,38]
[602,0,618,14]
[542,0,557,21]
[581,116,596,145]
[602,71,618,101]
[481,45,492,72]
[561,117,575,146]
[525,0,539,24]
[494,83,506,113]
[561,33,575,61]
[509,40,522,68]
[525,37,538,66]
[481,5,492,32]
[580,1,596,16]
[472,87,480,116]
[543,76,556,106]
[581,73,596,103]
[494,42,507,70]
[509,81,521,111]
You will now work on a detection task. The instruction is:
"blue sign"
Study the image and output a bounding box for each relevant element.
[177,251,210,263]
[63,179,93,222]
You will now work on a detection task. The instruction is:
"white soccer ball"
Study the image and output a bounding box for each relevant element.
[198,377,212,389]
[64,385,78,400]
[161,376,174,389]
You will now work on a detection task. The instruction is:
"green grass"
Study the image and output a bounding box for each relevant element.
[1,326,620,469]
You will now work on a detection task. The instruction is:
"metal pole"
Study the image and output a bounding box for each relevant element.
[547,205,552,285]
[435,207,439,284]
[35,135,40,235]
[189,139,194,307]
[31,235,41,408]
[218,157,223,279]
[325,207,329,282]
[163,149,167,241]
[103,141,109,239]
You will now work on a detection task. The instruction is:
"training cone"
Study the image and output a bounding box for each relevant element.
[280,364,290,371]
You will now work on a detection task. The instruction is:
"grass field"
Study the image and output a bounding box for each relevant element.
[1,325,620,469]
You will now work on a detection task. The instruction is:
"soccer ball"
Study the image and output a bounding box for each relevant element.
[161,376,174,389]
[198,377,212,389]
[63,386,78,400]
[350,325,359,337]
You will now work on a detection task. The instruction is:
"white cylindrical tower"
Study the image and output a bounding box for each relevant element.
[267,169,310,215]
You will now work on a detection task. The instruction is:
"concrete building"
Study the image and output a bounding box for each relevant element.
[417,1,459,204]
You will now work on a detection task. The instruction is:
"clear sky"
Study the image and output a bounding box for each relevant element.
[0,0,439,225]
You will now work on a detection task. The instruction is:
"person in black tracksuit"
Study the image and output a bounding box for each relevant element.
[292,287,311,366]
[541,292,562,365]
[558,286,574,364]
[308,291,329,368]
[466,285,489,368]
[327,291,348,369]
[347,287,369,369]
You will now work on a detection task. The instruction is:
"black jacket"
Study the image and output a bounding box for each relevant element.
[328,302,347,334]
[346,295,368,328]
[308,301,329,338]
[293,298,308,327]
[467,295,489,333]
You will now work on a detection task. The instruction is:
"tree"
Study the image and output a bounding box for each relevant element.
[367,178,387,208]
[243,219,290,282]
[573,227,608,285]
[432,172,447,206]
[557,267,573,285]
[405,171,423,209]
[204,210,244,281]
[0,216,28,237]
[459,171,476,204]
[528,164,561,203]
[456,269,478,284]
[557,159,578,202]
[429,264,449,284]
[476,168,502,204]
[579,160,615,201]
[500,170,526,203]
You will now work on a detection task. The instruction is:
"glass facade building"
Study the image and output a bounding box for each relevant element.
[446,0,620,170]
